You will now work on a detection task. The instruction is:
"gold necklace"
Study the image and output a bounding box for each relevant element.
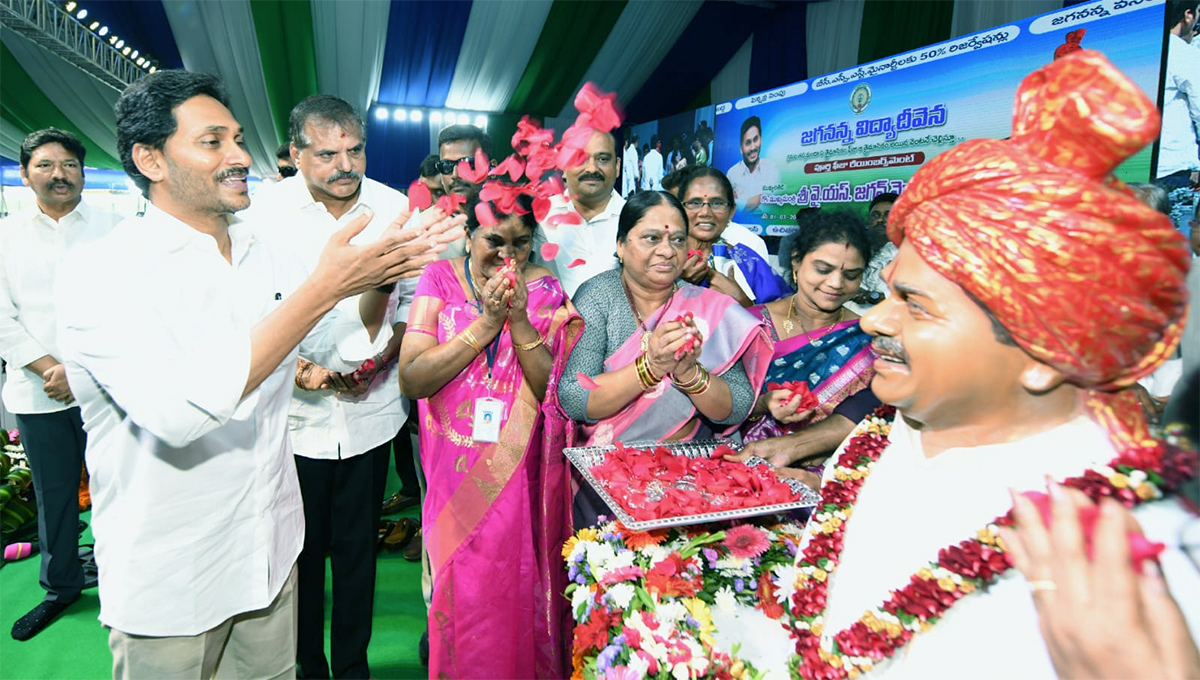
[782,295,843,339]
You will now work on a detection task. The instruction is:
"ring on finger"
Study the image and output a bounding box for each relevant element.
[1027,579,1057,593]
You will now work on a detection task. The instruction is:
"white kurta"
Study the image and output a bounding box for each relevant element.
[713,412,1200,678]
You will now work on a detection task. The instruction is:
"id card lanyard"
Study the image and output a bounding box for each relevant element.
[464,258,504,442]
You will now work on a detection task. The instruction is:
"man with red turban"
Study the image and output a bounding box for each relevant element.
[696,51,1200,678]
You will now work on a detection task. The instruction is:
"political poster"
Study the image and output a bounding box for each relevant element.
[714,0,1166,235]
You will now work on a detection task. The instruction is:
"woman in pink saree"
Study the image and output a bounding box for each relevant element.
[398,187,582,679]
[556,191,773,526]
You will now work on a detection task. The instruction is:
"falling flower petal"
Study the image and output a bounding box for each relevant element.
[567,258,587,268]
[574,82,624,132]
[475,201,498,227]
[547,211,583,227]
[491,154,526,182]
[435,192,467,215]
[457,147,491,184]
[533,196,552,222]
[540,242,561,260]
[408,180,432,211]
[577,373,601,390]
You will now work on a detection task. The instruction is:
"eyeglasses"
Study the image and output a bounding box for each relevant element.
[435,157,475,175]
[682,199,731,213]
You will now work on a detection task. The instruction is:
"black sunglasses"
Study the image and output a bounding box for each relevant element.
[436,157,475,175]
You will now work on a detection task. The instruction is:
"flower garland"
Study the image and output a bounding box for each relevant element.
[785,405,1196,680]
[564,409,1196,679]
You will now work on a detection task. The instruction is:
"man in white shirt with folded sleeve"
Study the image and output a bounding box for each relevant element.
[55,71,463,680]
[249,94,412,680]
[0,128,122,641]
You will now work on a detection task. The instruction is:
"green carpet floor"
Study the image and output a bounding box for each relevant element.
[0,467,428,679]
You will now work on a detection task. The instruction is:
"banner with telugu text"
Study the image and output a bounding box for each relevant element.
[713,0,1166,236]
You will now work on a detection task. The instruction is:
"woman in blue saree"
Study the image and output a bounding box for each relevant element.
[733,211,880,488]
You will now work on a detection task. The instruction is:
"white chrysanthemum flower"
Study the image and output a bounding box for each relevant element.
[594,549,636,581]
[640,544,672,565]
[772,564,800,604]
[656,600,688,624]
[571,585,593,621]
[714,587,738,614]
[586,542,617,572]
[605,583,636,610]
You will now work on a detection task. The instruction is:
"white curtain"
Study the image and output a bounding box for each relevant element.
[311,0,391,117]
[162,0,279,178]
[806,0,865,79]
[1,28,123,162]
[444,0,553,112]
[710,36,752,106]
[950,0,1064,38]
[554,1,703,118]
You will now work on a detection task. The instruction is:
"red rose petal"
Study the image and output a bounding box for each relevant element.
[435,192,466,214]
[576,373,600,390]
[491,154,525,182]
[407,180,432,211]
[567,258,587,268]
[474,201,498,227]
[547,211,583,227]
[539,242,560,261]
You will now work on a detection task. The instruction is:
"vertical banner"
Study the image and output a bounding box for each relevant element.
[715,0,1166,236]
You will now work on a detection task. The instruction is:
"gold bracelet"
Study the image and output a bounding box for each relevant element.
[294,361,313,390]
[671,364,703,389]
[676,365,711,395]
[635,354,661,391]
[457,330,483,354]
[513,333,545,352]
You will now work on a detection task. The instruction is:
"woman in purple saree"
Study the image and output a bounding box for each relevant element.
[733,211,880,489]
[398,188,582,679]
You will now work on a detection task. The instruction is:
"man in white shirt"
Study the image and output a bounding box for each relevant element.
[0,129,122,641]
[621,134,639,197]
[1157,1,1200,235]
[642,135,664,192]
[537,130,626,297]
[55,70,462,680]
[727,116,781,215]
[249,94,412,680]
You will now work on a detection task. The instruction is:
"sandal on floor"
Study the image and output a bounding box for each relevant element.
[380,517,418,552]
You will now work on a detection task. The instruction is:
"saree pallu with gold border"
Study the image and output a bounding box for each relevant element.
[407,260,582,679]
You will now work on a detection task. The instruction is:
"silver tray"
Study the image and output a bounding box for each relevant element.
[564,438,821,531]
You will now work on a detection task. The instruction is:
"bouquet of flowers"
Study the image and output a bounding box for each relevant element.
[565,519,804,679]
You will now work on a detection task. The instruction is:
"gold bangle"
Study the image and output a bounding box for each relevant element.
[635,354,661,391]
[457,330,483,354]
[677,365,711,395]
[671,364,703,389]
[513,333,545,352]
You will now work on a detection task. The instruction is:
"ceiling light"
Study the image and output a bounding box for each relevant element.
[89,20,99,29]
[108,35,117,44]
[131,50,138,59]
[136,57,145,67]
[430,111,442,124]
[393,109,407,121]
[374,107,388,121]
[410,110,424,122]
[115,40,124,49]
[148,66,156,74]
[65,1,77,11]
[457,113,470,125]
[76,8,87,19]
[474,115,487,128]
[98,25,108,36]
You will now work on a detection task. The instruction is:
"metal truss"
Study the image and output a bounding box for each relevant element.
[0,0,143,93]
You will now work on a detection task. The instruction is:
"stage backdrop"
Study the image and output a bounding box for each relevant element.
[713,0,1166,236]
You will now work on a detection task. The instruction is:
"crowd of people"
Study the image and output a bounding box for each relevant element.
[0,22,1197,680]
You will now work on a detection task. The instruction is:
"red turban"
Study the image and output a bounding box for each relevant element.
[889,50,1190,392]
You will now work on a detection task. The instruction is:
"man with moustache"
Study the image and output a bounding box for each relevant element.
[434,124,491,260]
[536,129,625,297]
[727,116,780,214]
[54,71,462,679]
[712,52,1198,678]
[249,94,413,679]
[1,128,122,640]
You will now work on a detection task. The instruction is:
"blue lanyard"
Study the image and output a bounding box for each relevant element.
[462,258,500,379]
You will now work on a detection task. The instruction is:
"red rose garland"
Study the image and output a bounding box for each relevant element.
[784,406,1196,680]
